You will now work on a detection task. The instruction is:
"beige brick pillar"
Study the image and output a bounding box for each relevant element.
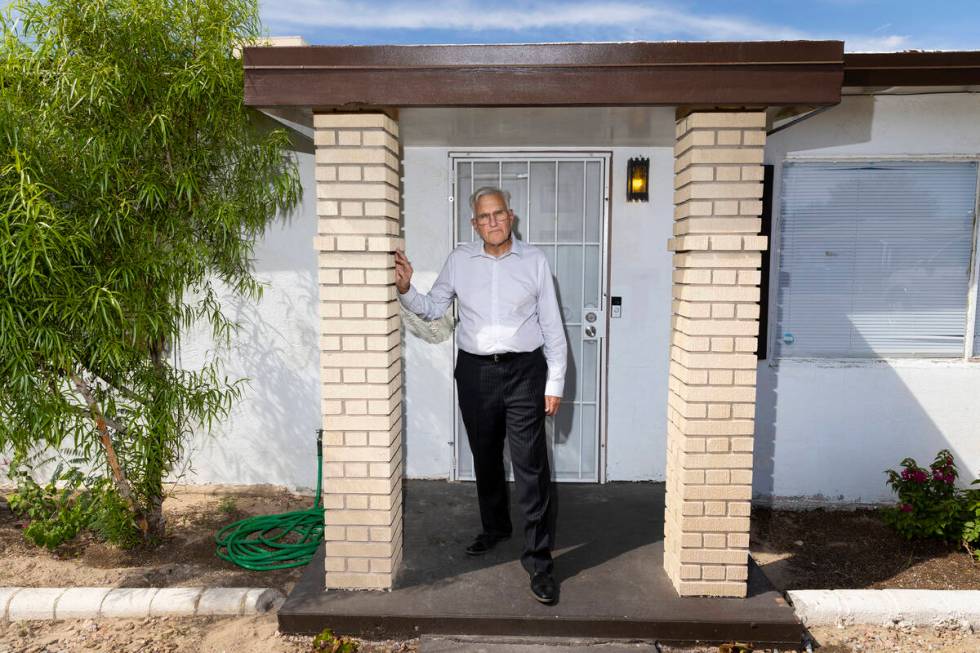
[314,112,404,590]
[664,109,767,598]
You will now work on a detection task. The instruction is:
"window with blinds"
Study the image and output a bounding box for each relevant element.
[775,161,979,358]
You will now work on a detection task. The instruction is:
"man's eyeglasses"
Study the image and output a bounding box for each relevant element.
[474,209,511,225]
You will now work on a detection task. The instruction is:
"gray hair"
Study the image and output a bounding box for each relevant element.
[468,186,511,213]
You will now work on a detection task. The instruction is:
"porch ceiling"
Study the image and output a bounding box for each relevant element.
[243,40,844,109]
[399,106,677,147]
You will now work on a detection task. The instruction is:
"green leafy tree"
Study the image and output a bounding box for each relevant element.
[0,0,301,543]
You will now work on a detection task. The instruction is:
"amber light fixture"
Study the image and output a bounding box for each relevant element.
[626,157,649,202]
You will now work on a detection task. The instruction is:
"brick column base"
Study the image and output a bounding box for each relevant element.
[314,112,404,589]
[664,110,767,598]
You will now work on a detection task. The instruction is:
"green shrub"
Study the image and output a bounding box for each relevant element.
[7,468,91,549]
[883,449,963,541]
[883,449,980,560]
[6,463,140,550]
[90,486,142,549]
[962,482,980,559]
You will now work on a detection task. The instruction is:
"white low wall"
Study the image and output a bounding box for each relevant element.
[754,359,980,504]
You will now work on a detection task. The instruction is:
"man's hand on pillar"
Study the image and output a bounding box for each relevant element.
[394,248,413,294]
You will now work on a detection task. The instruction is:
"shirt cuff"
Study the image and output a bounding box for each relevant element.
[398,285,418,308]
[545,379,564,398]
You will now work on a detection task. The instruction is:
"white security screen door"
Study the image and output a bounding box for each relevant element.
[450,153,610,483]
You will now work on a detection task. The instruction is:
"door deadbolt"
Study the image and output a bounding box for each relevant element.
[585,312,597,323]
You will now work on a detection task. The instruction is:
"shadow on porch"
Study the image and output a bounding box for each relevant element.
[279,480,802,647]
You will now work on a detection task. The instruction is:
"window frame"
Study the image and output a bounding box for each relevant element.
[766,155,980,364]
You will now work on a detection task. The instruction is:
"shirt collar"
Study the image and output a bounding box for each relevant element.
[469,235,525,259]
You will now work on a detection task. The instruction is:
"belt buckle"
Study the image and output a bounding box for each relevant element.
[492,353,501,363]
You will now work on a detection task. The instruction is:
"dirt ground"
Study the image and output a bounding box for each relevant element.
[805,623,980,653]
[2,488,980,652]
[0,614,415,653]
[0,486,311,592]
[750,506,980,590]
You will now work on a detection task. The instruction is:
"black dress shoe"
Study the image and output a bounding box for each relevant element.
[530,571,558,604]
[464,532,510,556]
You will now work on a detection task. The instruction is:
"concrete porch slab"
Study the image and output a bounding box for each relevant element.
[279,481,802,648]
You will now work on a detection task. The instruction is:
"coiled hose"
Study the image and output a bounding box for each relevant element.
[215,430,325,571]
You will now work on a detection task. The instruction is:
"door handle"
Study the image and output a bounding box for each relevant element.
[585,326,597,337]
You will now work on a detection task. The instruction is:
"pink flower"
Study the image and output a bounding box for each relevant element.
[901,469,912,480]
[944,474,954,484]
[900,503,913,513]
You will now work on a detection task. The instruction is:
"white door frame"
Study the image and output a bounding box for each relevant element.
[446,149,613,483]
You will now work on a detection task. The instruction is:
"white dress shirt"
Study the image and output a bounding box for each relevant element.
[398,237,568,398]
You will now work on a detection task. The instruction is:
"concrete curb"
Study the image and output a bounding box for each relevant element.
[788,589,980,628]
[0,587,285,622]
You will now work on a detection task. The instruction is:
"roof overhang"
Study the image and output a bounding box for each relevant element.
[842,51,980,89]
[243,40,845,109]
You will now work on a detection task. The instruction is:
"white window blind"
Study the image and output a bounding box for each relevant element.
[776,161,979,358]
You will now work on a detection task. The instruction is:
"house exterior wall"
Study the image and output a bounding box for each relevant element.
[171,93,980,508]
[178,144,322,491]
[172,129,679,490]
[757,92,980,505]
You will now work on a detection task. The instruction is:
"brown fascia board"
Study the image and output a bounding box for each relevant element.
[844,51,980,87]
[243,40,844,109]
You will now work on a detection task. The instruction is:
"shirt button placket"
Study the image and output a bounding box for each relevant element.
[490,260,499,351]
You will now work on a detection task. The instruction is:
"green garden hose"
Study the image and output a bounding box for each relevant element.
[215,430,325,571]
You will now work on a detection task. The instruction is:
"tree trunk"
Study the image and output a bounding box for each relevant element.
[145,487,166,540]
[71,373,151,537]
[144,338,170,542]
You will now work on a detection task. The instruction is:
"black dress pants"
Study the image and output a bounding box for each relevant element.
[454,346,554,575]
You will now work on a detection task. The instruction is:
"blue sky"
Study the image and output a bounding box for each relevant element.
[259,1,980,52]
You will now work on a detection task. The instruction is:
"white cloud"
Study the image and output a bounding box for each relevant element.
[260,0,921,52]
[262,0,799,38]
[843,34,911,52]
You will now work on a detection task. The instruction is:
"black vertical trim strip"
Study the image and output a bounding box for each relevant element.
[757,164,774,359]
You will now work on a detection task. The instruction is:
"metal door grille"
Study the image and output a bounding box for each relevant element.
[450,153,609,482]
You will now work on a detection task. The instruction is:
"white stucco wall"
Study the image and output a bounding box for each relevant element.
[178,145,321,490]
[399,148,456,478]
[756,93,980,504]
[400,144,674,481]
[604,147,674,481]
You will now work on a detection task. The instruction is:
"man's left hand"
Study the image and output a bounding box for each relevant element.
[544,395,561,416]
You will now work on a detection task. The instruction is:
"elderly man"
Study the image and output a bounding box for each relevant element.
[395,186,567,604]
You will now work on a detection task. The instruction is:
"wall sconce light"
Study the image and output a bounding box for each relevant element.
[626,157,649,202]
